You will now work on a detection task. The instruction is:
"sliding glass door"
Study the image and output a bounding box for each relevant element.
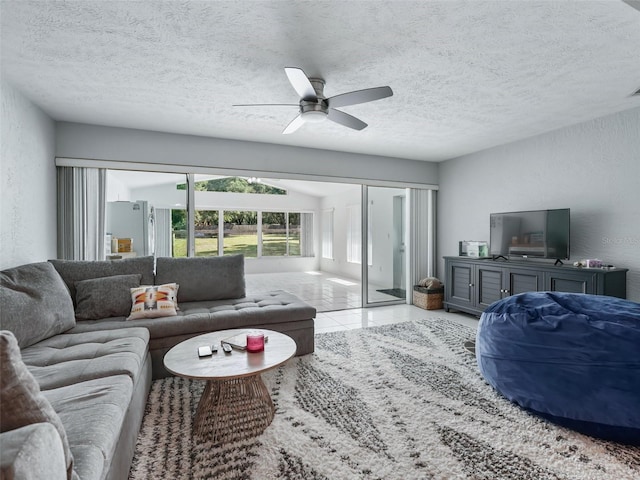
[105,170,187,260]
[363,186,409,306]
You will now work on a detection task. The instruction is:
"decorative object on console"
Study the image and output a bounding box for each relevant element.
[459,240,489,258]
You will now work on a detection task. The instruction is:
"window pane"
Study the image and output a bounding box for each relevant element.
[194,210,219,257]
[262,212,287,256]
[223,210,257,258]
[171,209,188,257]
[288,212,301,256]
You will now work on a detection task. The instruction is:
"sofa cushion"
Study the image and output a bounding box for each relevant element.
[69,291,316,340]
[20,328,149,391]
[43,375,133,480]
[155,255,245,302]
[0,331,75,480]
[0,262,76,348]
[127,283,179,319]
[0,423,68,480]
[49,256,155,307]
[74,274,142,320]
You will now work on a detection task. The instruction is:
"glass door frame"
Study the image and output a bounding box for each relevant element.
[361,185,410,308]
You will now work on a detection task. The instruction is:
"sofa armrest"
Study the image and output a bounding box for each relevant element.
[0,423,67,480]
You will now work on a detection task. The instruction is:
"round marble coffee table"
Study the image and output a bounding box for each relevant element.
[163,328,296,444]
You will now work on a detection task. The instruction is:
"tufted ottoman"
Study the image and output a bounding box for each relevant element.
[476,291,640,444]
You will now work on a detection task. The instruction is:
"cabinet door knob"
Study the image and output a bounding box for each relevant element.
[469,283,474,287]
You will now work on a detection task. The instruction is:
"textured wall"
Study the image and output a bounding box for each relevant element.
[438,107,640,302]
[0,79,56,269]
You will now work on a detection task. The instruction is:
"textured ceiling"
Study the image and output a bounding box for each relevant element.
[2,1,640,162]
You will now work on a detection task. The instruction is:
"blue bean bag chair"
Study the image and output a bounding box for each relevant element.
[477,292,640,445]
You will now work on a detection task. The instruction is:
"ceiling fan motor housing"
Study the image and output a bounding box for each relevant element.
[300,99,328,121]
[300,78,328,121]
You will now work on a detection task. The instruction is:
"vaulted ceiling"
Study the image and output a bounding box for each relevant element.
[2,1,640,162]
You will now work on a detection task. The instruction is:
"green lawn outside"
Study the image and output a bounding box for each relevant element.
[172,234,300,257]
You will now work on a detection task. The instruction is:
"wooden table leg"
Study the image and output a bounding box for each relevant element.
[193,374,275,443]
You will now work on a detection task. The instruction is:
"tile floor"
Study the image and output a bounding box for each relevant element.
[245,270,405,312]
[245,270,479,334]
[314,304,479,334]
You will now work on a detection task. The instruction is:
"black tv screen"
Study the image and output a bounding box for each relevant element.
[490,208,570,260]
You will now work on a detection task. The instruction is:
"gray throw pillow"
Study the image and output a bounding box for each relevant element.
[0,262,76,348]
[74,274,142,320]
[48,256,155,307]
[0,331,76,480]
[155,255,245,302]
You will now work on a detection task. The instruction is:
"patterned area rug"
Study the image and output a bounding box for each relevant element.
[129,318,640,480]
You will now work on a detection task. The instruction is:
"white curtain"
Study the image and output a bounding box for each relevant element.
[409,188,436,285]
[57,166,106,260]
[347,204,361,264]
[321,209,334,259]
[299,212,314,257]
[154,208,173,258]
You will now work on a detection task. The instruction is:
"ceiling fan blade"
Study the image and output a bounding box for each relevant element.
[232,103,298,107]
[327,109,367,131]
[285,67,317,101]
[327,86,393,108]
[282,114,305,134]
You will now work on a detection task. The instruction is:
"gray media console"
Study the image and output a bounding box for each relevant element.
[443,256,628,316]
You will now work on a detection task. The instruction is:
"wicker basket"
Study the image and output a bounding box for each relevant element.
[413,285,444,310]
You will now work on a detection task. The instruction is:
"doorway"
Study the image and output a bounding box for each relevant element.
[364,186,408,306]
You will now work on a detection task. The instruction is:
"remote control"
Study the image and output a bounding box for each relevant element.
[211,344,218,354]
[198,346,212,357]
[222,343,232,354]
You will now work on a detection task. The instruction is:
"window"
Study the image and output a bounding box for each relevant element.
[102,169,315,261]
[346,204,361,264]
[322,209,334,259]
[178,176,286,195]
[194,209,219,257]
[104,170,187,260]
[262,212,303,257]
[171,208,188,257]
[223,210,258,258]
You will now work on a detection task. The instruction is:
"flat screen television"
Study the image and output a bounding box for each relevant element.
[490,208,570,260]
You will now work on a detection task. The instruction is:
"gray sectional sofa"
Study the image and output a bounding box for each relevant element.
[0,254,315,480]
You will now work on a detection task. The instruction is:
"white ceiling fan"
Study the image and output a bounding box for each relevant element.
[234,67,393,134]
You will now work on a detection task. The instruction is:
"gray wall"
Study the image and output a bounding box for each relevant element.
[56,122,439,186]
[438,107,640,302]
[0,79,57,269]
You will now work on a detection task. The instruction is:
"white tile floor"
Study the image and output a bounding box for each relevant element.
[314,304,479,334]
[245,270,479,334]
[245,270,405,312]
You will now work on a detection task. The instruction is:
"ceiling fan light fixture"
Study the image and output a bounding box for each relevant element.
[301,110,327,123]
